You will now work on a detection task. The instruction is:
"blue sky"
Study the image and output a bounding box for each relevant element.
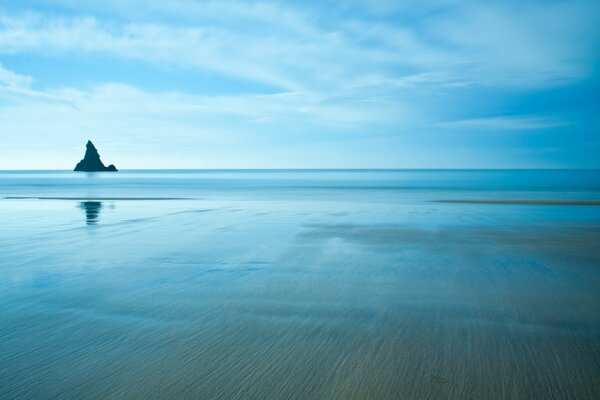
[0,0,599,169]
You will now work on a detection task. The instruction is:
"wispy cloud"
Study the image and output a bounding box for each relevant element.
[1,0,597,93]
[435,116,573,131]
[0,62,32,88]
[428,1,600,87]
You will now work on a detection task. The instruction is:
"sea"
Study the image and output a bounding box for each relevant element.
[1,169,600,399]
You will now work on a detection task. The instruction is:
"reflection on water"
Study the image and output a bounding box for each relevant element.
[79,201,102,225]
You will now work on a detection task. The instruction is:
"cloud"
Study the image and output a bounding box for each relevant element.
[0,63,32,88]
[1,0,597,95]
[434,116,572,131]
[0,78,403,146]
[426,1,600,87]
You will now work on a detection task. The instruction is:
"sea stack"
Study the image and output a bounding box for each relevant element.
[74,140,118,172]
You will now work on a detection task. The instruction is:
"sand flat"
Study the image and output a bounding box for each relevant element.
[2,170,600,399]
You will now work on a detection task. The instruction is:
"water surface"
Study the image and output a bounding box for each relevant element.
[1,170,600,399]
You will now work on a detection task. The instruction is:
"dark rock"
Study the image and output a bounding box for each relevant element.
[74,140,118,172]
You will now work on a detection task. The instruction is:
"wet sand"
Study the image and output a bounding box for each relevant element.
[1,170,600,399]
[1,198,600,399]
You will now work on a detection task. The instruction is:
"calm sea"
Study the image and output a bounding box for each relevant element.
[1,169,600,200]
[1,170,600,399]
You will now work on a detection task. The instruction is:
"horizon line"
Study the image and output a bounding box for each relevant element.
[2,168,600,172]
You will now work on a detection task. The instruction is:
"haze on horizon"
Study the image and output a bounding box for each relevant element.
[0,0,599,170]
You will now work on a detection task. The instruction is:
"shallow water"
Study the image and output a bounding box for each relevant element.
[1,170,600,399]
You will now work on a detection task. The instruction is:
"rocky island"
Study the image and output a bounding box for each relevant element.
[74,140,118,172]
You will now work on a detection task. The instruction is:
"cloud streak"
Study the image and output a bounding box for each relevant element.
[435,116,572,131]
[0,62,32,88]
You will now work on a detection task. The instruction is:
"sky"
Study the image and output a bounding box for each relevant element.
[0,0,599,169]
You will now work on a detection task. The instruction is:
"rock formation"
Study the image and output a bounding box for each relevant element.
[74,140,118,172]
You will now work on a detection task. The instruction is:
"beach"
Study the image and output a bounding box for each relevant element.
[1,170,600,399]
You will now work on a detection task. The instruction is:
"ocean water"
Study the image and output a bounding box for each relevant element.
[1,169,600,399]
